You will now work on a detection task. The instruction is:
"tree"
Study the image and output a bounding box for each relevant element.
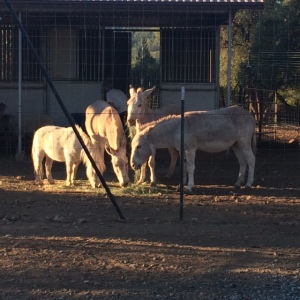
[235,0,300,138]
[131,31,160,66]
[131,37,159,89]
[219,10,261,104]
[246,0,300,105]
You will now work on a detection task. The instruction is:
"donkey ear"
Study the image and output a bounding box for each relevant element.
[129,85,136,97]
[142,86,156,99]
[104,143,116,156]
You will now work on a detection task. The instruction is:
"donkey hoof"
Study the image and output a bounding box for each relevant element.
[183,188,194,195]
[245,185,252,191]
[150,181,156,187]
[176,186,194,195]
[34,180,43,186]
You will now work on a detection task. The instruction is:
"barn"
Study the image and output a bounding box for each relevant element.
[0,0,264,120]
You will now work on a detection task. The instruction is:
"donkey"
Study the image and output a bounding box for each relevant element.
[85,100,129,187]
[131,106,256,192]
[32,125,105,188]
[127,86,180,186]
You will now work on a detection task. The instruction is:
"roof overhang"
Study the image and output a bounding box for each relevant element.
[0,0,264,28]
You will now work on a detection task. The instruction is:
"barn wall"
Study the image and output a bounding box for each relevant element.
[0,9,228,124]
[160,83,218,111]
[0,81,101,126]
[48,81,101,126]
[49,28,77,79]
[0,84,46,116]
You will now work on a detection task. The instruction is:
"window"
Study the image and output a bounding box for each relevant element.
[0,25,16,81]
[77,27,101,81]
[161,28,216,83]
[0,25,42,82]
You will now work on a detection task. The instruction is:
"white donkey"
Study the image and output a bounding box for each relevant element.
[131,106,256,192]
[85,100,129,187]
[127,86,180,186]
[32,125,105,188]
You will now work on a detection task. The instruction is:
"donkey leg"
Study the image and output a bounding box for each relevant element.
[148,154,156,186]
[137,163,147,184]
[185,149,196,192]
[231,144,247,188]
[65,161,74,186]
[33,154,44,185]
[243,148,256,188]
[176,150,189,191]
[71,163,79,186]
[45,156,55,184]
[165,147,179,179]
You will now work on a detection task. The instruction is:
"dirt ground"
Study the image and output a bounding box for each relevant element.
[0,126,300,300]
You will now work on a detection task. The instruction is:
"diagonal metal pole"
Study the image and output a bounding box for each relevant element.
[5,0,126,220]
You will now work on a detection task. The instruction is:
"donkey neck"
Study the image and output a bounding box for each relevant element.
[140,106,160,124]
[146,118,179,148]
[104,107,125,151]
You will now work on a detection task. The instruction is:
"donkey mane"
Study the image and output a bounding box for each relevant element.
[138,114,180,132]
[75,125,90,145]
[76,125,103,172]
[76,125,92,165]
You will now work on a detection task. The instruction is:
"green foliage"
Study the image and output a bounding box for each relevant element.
[245,0,300,106]
[131,31,160,88]
[220,1,300,107]
[131,31,160,65]
[278,87,300,107]
[219,10,260,102]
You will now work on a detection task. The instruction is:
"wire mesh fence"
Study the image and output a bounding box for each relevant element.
[0,0,299,189]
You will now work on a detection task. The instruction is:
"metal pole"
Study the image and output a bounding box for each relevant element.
[5,0,126,220]
[101,27,105,99]
[180,87,185,222]
[227,10,232,108]
[17,11,22,157]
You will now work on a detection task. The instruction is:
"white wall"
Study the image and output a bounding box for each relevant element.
[0,82,101,126]
[160,83,218,111]
[0,82,219,126]
[0,83,46,116]
[49,81,102,126]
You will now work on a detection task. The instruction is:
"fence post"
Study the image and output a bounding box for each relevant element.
[179,87,185,222]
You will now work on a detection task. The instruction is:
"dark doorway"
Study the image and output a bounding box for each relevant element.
[104,30,132,96]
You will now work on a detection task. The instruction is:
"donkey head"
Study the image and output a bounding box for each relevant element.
[126,85,156,126]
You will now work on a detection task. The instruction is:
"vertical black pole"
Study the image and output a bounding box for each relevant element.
[179,87,185,222]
